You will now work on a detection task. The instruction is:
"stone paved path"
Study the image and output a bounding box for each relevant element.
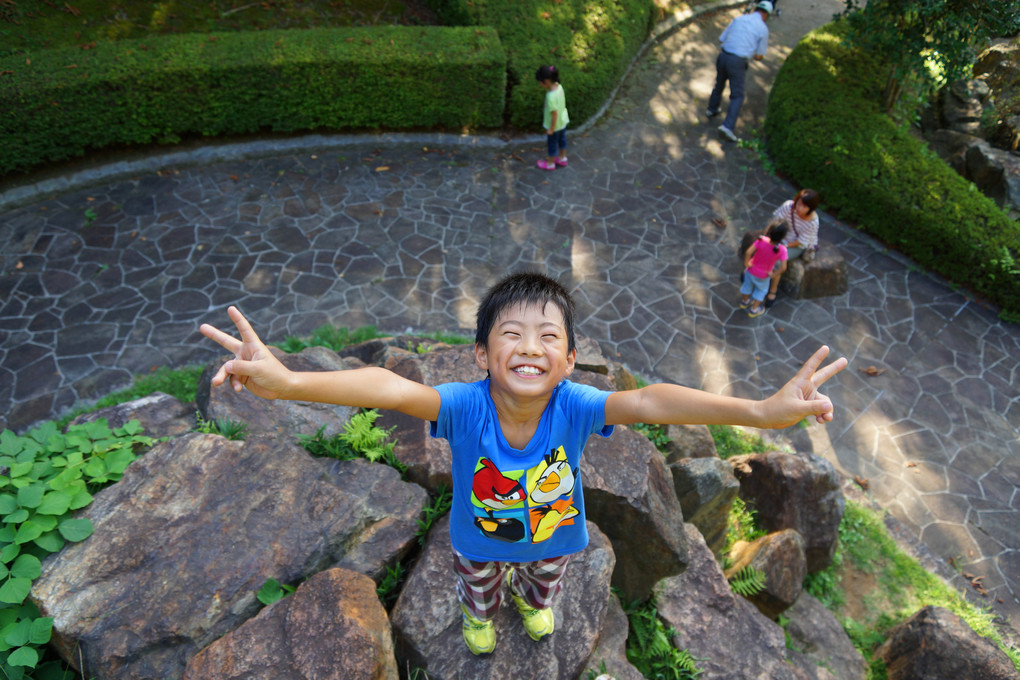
[2,0,1019,635]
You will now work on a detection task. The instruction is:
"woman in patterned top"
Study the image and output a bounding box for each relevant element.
[767,188,820,304]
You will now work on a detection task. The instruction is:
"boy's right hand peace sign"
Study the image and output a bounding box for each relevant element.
[199,306,291,400]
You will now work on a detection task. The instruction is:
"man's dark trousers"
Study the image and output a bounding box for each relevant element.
[708,51,748,132]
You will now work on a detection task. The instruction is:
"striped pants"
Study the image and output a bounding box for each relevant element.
[452,549,571,622]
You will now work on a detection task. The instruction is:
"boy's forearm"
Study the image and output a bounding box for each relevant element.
[281,366,439,420]
[608,383,764,428]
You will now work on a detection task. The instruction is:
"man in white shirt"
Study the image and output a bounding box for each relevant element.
[706,1,772,142]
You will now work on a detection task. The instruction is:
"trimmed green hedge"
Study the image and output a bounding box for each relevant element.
[0,26,505,176]
[766,23,1020,320]
[427,0,657,129]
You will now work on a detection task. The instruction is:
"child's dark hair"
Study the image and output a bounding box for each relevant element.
[535,65,560,83]
[765,222,789,253]
[475,272,576,352]
[794,188,820,212]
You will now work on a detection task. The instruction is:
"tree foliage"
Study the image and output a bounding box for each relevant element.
[840,0,1020,111]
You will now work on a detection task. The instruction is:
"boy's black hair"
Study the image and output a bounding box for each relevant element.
[475,272,576,352]
[535,65,560,83]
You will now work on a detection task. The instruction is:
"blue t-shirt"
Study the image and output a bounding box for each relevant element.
[431,379,614,562]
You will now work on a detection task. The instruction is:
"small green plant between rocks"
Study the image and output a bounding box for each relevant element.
[299,410,406,475]
[624,598,702,679]
[194,413,248,440]
[727,565,767,598]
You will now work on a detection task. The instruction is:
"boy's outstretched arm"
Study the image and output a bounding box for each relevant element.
[199,306,441,421]
[604,345,847,430]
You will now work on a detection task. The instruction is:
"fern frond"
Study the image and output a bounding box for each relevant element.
[729,565,767,597]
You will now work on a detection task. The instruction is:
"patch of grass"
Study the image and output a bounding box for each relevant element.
[56,364,205,429]
[281,325,385,354]
[97,364,204,407]
[415,330,472,345]
[809,501,1020,675]
[707,424,770,460]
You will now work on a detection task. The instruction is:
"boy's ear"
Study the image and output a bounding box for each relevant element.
[564,348,576,376]
[474,343,489,371]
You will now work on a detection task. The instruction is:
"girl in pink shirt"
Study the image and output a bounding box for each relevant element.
[740,222,788,317]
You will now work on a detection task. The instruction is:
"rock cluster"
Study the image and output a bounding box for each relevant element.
[924,38,1020,220]
[28,337,1001,679]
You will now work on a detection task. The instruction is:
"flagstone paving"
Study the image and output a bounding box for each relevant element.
[1,0,1018,637]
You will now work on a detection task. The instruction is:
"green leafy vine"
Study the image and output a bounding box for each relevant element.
[0,419,154,677]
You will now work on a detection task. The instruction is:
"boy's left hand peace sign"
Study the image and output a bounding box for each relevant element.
[759,346,847,429]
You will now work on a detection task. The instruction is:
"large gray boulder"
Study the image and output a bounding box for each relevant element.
[373,343,483,493]
[182,568,398,680]
[778,243,849,300]
[663,423,717,461]
[784,593,867,680]
[669,456,739,559]
[32,433,428,680]
[730,451,845,572]
[391,516,616,680]
[585,594,647,680]
[876,606,1020,680]
[655,524,812,680]
[197,345,363,438]
[576,367,689,603]
[940,79,991,135]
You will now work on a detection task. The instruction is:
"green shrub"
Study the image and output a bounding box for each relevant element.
[1,26,506,176]
[766,23,1020,321]
[426,0,657,128]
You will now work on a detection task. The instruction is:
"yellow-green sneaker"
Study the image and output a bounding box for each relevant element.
[506,569,555,641]
[461,604,496,655]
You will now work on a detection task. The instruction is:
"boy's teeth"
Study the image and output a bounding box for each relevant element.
[515,366,541,375]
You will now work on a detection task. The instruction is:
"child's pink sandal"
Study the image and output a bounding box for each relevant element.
[536,159,556,171]
[554,157,568,167]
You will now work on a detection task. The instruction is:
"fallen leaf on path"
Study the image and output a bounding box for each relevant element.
[712,217,727,228]
[854,476,869,490]
[859,365,886,376]
[375,166,389,172]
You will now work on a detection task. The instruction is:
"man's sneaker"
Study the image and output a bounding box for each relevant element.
[506,569,555,641]
[718,125,739,142]
[461,604,496,655]
[705,108,720,118]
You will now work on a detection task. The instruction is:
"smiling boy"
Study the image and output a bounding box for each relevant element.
[200,271,846,655]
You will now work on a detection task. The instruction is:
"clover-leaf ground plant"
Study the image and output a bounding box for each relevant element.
[0,419,155,679]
